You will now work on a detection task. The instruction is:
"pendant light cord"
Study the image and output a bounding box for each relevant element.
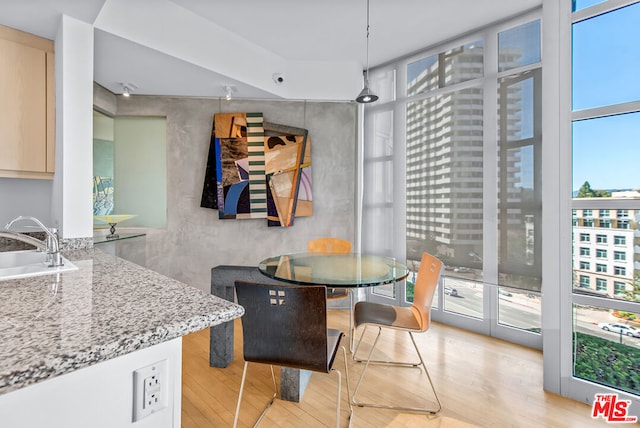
[355,0,378,103]
[364,0,371,85]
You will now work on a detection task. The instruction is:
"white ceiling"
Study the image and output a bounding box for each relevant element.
[0,0,541,100]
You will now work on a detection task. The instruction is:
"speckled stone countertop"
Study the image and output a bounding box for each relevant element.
[0,248,244,395]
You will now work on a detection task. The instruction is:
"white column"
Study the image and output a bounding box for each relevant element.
[541,0,572,395]
[52,15,94,239]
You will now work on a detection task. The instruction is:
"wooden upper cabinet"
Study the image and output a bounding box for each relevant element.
[0,24,55,179]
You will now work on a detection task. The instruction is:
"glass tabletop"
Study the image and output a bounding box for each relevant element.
[258,252,410,287]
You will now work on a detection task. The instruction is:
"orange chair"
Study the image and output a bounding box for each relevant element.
[351,252,443,414]
[308,238,355,349]
[308,237,353,254]
[308,238,352,299]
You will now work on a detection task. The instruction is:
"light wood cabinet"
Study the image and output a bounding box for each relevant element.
[0,24,55,179]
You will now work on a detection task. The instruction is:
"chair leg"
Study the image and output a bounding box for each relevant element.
[408,331,442,413]
[351,329,442,414]
[352,325,420,367]
[347,290,355,353]
[351,326,382,406]
[341,345,354,427]
[330,345,354,428]
[351,325,368,361]
[233,362,279,428]
[330,367,342,428]
[233,361,249,428]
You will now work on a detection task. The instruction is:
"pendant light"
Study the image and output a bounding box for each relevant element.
[355,0,378,103]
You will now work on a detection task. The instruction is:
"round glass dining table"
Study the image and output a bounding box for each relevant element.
[258,252,410,287]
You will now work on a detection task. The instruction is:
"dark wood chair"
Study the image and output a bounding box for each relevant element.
[233,280,352,428]
[351,252,443,414]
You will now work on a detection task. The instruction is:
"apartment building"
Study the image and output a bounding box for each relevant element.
[572,193,640,299]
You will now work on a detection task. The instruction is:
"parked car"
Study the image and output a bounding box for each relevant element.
[444,286,458,297]
[598,322,640,338]
[498,288,512,297]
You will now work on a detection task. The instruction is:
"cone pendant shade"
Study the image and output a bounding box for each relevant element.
[356,84,379,103]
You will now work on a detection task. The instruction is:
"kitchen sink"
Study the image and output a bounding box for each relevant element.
[0,250,78,281]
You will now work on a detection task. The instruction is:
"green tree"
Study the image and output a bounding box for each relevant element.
[577,181,596,197]
[576,181,611,197]
[625,274,640,303]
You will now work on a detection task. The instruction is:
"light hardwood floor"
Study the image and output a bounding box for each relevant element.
[182,310,602,427]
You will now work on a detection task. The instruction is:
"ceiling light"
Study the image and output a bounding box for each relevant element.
[120,82,137,97]
[356,0,378,104]
[224,85,237,100]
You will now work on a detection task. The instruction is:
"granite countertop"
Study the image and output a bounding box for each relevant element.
[0,248,244,395]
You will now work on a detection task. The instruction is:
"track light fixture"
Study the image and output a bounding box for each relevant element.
[356,0,378,104]
[120,82,137,97]
[224,85,237,100]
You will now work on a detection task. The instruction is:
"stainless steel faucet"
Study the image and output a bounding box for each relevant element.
[1,216,63,267]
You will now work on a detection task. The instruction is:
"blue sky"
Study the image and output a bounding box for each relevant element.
[572,2,640,191]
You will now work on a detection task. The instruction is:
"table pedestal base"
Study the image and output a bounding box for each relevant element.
[280,368,312,402]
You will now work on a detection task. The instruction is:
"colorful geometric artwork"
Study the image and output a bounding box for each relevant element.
[93,176,114,215]
[200,113,312,227]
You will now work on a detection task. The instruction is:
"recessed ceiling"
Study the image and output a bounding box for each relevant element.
[0,0,542,100]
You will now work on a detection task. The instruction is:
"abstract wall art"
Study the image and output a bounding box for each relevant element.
[200,112,312,227]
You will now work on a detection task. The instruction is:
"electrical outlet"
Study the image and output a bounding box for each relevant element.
[132,360,168,422]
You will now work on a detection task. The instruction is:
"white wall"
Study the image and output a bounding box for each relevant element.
[52,15,94,239]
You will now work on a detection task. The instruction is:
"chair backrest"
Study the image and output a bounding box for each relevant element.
[308,237,352,253]
[235,280,333,373]
[411,252,444,332]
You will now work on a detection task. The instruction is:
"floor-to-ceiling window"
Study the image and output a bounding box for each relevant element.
[360,0,640,410]
[360,10,542,348]
[565,0,640,407]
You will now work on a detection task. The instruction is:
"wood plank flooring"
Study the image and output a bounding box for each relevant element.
[182,310,602,427]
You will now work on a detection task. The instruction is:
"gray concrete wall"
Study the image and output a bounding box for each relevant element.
[93,84,117,116]
[114,96,358,293]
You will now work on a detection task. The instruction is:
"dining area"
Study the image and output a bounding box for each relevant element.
[195,239,600,427]
[182,297,599,427]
